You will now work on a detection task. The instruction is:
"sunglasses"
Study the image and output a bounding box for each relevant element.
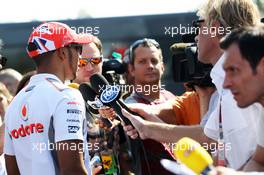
[0,55,7,67]
[192,19,205,35]
[129,38,160,62]
[192,19,205,28]
[79,56,103,67]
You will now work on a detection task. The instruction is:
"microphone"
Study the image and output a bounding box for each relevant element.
[90,154,101,167]
[90,74,134,125]
[79,83,101,115]
[160,159,196,175]
[90,74,153,175]
[173,137,214,175]
[79,83,112,128]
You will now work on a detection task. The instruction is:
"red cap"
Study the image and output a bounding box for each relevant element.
[27,22,93,58]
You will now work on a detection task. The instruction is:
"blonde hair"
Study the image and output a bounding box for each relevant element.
[197,0,261,29]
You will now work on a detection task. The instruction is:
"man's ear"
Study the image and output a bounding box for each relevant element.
[128,63,135,77]
[211,20,222,38]
[56,47,67,61]
[257,56,264,75]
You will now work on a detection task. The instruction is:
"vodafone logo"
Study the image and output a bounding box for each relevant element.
[21,104,28,121]
[10,123,44,139]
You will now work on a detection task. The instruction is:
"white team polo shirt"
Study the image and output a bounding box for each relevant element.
[204,54,260,169]
[4,74,91,175]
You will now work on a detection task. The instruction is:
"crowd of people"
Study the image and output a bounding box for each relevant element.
[0,0,264,175]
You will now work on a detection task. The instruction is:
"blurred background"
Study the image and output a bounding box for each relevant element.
[0,0,263,94]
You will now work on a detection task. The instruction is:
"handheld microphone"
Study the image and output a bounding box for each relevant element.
[90,154,101,167]
[90,74,134,125]
[90,74,153,175]
[79,83,112,128]
[173,137,214,175]
[79,83,101,115]
[69,82,101,114]
[160,159,196,175]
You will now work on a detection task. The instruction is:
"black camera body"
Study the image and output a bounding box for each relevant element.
[0,39,7,69]
[171,34,214,88]
[102,52,126,84]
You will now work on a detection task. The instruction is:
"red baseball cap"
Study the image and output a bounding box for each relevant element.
[27,22,93,58]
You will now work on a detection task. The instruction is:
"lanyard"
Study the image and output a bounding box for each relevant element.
[218,96,226,166]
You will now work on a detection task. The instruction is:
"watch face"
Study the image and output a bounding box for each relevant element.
[100,85,120,104]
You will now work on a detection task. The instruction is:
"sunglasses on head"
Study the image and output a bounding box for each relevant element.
[79,56,103,67]
[129,38,160,62]
[130,38,160,51]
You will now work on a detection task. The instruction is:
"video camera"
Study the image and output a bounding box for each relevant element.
[171,33,214,89]
[0,39,7,69]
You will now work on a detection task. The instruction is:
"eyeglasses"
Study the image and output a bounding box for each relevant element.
[67,43,83,55]
[192,19,205,28]
[129,38,160,63]
[192,19,205,35]
[0,55,7,67]
[79,56,103,67]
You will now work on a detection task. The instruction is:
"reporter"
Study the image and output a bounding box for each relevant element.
[222,26,264,172]
[122,0,262,170]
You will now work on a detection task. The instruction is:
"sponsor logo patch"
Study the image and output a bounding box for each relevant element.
[66,119,80,123]
[68,126,80,133]
[20,104,29,121]
[67,109,82,114]
[10,123,44,139]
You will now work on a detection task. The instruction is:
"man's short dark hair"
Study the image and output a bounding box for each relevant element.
[220,25,264,71]
[129,38,163,65]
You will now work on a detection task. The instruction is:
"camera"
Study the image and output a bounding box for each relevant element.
[0,55,7,69]
[102,52,126,84]
[170,33,215,88]
[0,39,7,69]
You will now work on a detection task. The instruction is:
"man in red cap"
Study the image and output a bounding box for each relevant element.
[4,22,94,175]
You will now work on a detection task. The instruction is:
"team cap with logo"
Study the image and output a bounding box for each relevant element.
[27,22,92,58]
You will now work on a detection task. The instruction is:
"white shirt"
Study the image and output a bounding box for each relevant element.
[4,74,91,175]
[0,154,6,175]
[257,114,264,147]
[204,54,260,169]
